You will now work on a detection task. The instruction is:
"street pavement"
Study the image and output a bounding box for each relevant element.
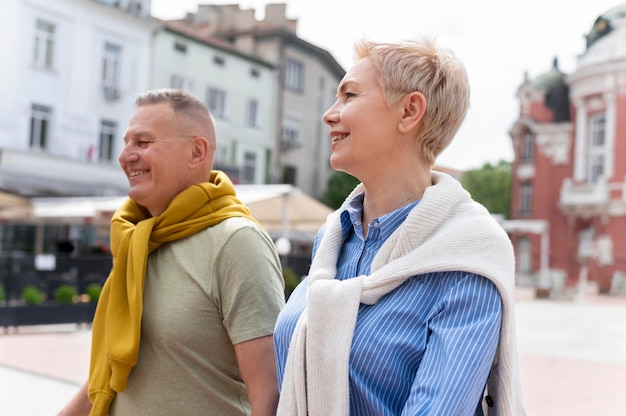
[0,287,625,416]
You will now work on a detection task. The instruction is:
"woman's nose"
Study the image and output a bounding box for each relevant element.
[322,102,339,125]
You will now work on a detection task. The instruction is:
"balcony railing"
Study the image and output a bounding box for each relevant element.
[560,178,609,206]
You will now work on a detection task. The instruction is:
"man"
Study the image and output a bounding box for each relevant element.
[59,89,285,415]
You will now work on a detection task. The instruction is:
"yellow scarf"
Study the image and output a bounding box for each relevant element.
[88,171,257,415]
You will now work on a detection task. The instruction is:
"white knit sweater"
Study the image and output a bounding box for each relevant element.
[277,171,526,416]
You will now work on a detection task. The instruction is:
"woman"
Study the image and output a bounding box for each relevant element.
[273,38,526,416]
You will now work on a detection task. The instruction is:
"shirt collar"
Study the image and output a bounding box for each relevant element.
[339,192,419,240]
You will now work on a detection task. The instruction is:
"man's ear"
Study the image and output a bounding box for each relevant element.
[189,136,210,167]
[398,91,426,133]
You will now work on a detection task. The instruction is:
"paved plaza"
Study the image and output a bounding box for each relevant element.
[1,287,625,416]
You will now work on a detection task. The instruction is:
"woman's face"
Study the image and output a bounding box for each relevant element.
[322,57,404,181]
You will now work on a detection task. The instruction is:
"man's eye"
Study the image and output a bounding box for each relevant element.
[346,92,356,99]
[137,141,150,147]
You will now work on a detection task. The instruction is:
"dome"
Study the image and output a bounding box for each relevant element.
[532,57,567,90]
[530,58,570,122]
[578,3,626,69]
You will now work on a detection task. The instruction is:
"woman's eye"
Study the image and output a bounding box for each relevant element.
[346,92,356,99]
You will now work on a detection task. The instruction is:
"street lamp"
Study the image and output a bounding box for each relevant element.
[275,237,292,257]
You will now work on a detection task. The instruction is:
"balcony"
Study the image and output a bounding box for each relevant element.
[559,178,609,218]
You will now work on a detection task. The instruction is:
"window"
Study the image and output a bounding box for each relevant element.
[33,19,55,68]
[521,130,534,162]
[29,104,51,150]
[284,58,304,92]
[207,87,228,118]
[170,74,192,91]
[215,144,229,164]
[587,113,606,183]
[99,119,117,161]
[245,99,259,127]
[283,165,297,186]
[520,181,533,216]
[281,116,300,150]
[517,237,532,276]
[102,42,121,88]
[242,151,257,184]
[174,41,187,53]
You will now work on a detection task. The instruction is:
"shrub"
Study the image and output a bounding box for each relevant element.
[86,283,103,303]
[283,267,301,294]
[22,285,45,305]
[53,284,78,304]
[0,284,6,303]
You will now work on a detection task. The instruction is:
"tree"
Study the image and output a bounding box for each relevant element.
[461,160,511,218]
[322,171,360,209]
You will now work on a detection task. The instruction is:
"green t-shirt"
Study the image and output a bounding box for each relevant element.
[109,217,285,415]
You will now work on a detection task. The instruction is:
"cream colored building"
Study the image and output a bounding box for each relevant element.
[0,0,155,197]
[170,3,346,198]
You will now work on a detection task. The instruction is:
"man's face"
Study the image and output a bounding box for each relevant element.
[119,103,196,216]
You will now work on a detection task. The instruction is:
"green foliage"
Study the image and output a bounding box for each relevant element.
[322,171,360,209]
[461,160,512,218]
[86,283,103,303]
[0,284,6,303]
[22,285,45,305]
[53,284,78,304]
[282,267,301,293]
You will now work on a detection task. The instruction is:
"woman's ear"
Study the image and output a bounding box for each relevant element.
[398,91,426,133]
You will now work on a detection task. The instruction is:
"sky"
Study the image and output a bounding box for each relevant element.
[151,0,622,171]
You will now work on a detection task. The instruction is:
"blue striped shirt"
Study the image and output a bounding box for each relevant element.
[274,193,502,415]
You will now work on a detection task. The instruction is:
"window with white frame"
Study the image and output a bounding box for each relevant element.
[587,113,606,183]
[281,116,301,150]
[520,181,533,216]
[29,104,52,150]
[521,130,534,162]
[170,74,192,91]
[215,144,229,164]
[102,42,121,88]
[517,237,532,276]
[99,119,117,161]
[245,99,259,127]
[207,87,228,118]
[242,151,257,183]
[284,58,304,92]
[33,19,55,69]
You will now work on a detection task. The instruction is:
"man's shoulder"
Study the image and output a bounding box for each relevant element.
[194,216,271,244]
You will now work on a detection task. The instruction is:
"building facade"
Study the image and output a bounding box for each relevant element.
[172,4,346,198]
[0,1,345,198]
[0,1,345,256]
[0,0,156,197]
[152,20,278,184]
[509,4,626,294]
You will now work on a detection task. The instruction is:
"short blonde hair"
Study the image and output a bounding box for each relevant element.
[353,38,470,165]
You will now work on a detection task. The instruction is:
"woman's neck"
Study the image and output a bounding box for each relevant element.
[360,172,431,236]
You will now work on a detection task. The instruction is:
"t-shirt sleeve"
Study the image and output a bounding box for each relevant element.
[215,220,286,345]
